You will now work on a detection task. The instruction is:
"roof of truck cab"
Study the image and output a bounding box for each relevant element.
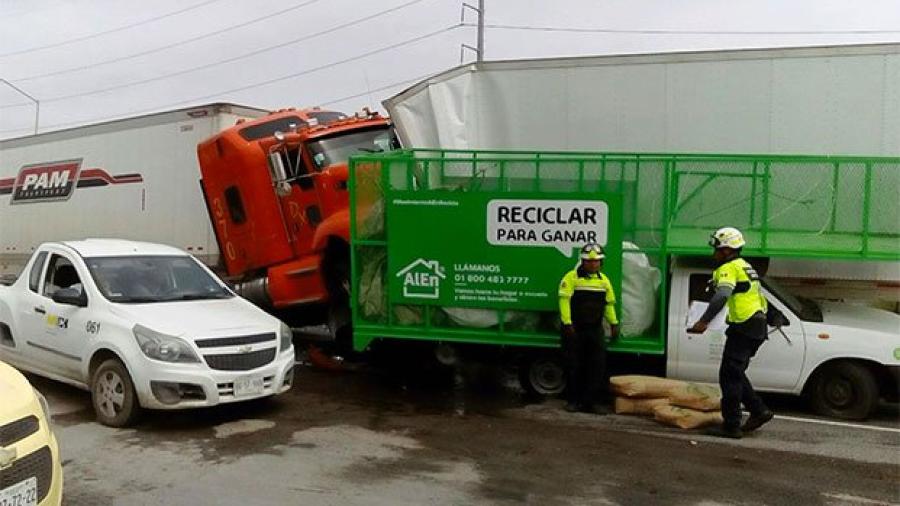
[59,239,188,258]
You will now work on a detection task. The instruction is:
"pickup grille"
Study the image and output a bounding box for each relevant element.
[0,416,39,447]
[0,446,53,503]
[204,348,276,371]
[195,333,276,349]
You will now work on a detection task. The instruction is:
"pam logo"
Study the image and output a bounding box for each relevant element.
[397,258,446,299]
[12,159,82,203]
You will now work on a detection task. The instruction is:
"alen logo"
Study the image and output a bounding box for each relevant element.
[12,159,82,203]
[396,259,446,299]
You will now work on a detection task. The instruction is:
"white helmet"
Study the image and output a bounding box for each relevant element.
[709,227,745,249]
[580,243,605,260]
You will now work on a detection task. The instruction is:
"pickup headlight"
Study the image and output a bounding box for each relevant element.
[133,324,200,363]
[280,322,293,352]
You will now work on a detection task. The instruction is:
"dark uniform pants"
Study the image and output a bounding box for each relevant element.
[563,323,607,407]
[720,313,768,428]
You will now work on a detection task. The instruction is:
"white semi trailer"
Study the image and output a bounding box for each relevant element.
[384,43,900,306]
[0,103,268,280]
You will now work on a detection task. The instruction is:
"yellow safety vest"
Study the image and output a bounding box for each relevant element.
[712,258,767,324]
[558,269,618,326]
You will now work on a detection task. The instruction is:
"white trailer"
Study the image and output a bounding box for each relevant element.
[0,103,268,279]
[384,43,900,305]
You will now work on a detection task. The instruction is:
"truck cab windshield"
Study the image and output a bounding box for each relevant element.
[86,255,234,303]
[306,126,398,170]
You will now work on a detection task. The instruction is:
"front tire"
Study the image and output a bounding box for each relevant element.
[807,361,879,421]
[91,358,142,427]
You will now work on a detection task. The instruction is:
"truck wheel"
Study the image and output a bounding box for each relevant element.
[519,353,567,396]
[91,359,142,427]
[807,361,879,421]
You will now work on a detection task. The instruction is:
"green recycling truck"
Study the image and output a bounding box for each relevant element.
[349,149,900,420]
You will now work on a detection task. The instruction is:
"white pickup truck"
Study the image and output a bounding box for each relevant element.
[666,258,900,420]
[0,239,295,426]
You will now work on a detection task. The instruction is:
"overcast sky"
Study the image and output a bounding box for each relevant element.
[1,0,898,139]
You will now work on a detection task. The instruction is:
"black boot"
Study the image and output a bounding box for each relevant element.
[564,402,579,413]
[742,410,774,432]
[705,425,743,439]
[581,404,608,415]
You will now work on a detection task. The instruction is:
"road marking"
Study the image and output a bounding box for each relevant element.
[775,414,900,433]
[822,492,897,505]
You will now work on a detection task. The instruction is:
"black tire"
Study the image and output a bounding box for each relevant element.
[518,352,567,396]
[807,361,879,421]
[91,358,142,427]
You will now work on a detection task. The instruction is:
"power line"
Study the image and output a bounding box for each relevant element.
[0,0,227,58]
[0,24,463,135]
[0,0,433,108]
[12,0,326,83]
[474,23,900,36]
[319,70,440,107]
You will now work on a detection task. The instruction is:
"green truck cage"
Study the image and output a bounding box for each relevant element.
[349,149,900,354]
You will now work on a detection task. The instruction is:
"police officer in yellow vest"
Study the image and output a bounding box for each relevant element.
[559,243,619,414]
[687,227,775,438]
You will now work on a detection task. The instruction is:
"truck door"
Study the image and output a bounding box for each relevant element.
[675,272,805,392]
[35,253,91,377]
[750,286,806,391]
[279,148,321,256]
[14,251,51,369]
[672,273,726,382]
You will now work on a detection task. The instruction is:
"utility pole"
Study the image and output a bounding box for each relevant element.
[477,0,484,62]
[0,79,39,135]
[460,0,484,63]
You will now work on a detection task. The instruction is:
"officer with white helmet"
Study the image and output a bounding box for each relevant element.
[558,243,620,413]
[687,227,774,438]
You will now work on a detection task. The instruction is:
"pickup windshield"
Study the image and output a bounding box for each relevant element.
[306,126,398,170]
[762,277,824,322]
[86,255,233,303]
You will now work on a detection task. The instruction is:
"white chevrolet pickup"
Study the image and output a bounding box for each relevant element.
[0,240,295,426]
[667,259,900,420]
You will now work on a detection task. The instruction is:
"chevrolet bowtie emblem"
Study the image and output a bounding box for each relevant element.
[238,345,253,353]
[0,446,17,469]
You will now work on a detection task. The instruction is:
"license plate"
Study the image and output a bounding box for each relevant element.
[0,477,37,506]
[233,376,264,397]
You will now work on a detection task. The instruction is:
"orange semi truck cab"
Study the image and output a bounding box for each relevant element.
[197,107,395,329]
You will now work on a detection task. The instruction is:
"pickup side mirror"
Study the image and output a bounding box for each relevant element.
[766,303,790,327]
[52,288,87,308]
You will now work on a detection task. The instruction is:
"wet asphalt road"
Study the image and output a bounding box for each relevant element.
[28,357,900,506]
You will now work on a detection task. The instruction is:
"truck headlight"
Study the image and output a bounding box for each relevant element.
[133,324,200,363]
[280,322,293,352]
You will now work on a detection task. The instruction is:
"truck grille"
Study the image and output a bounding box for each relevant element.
[204,348,276,371]
[0,446,53,503]
[195,333,276,349]
[0,416,39,447]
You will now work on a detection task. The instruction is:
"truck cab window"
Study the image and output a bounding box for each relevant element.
[688,273,713,303]
[43,255,83,297]
[28,251,48,293]
[224,186,246,224]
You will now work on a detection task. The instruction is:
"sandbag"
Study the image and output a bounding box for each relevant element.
[620,242,661,337]
[653,405,723,430]
[614,397,670,416]
[610,375,686,398]
[668,383,721,412]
